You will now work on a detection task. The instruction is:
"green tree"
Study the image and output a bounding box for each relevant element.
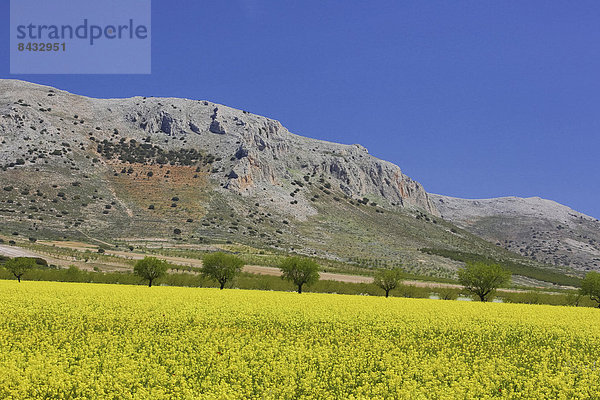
[580,271,600,308]
[201,252,244,290]
[374,267,404,298]
[458,262,511,302]
[279,257,320,293]
[5,257,37,283]
[134,257,169,287]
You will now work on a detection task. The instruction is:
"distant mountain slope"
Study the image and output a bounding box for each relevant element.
[431,195,600,271]
[0,79,587,283]
[0,79,437,216]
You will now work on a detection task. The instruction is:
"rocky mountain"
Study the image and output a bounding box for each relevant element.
[431,195,600,271]
[0,79,437,216]
[0,79,591,283]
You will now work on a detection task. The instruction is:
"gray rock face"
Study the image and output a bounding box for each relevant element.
[431,194,600,271]
[0,79,438,218]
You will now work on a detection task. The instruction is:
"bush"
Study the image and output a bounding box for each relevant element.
[437,287,459,300]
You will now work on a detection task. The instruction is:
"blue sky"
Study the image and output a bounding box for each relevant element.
[2,1,599,218]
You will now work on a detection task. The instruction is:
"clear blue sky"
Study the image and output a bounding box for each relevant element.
[2,1,599,218]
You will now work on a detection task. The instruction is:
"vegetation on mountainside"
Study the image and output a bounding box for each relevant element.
[420,248,581,287]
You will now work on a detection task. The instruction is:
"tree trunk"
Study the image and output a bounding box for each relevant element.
[479,294,486,302]
[17,276,21,283]
[297,284,302,294]
[385,289,390,298]
[220,281,225,290]
[148,279,153,287]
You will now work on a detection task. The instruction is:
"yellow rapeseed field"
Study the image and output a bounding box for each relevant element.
[0,280,599,399]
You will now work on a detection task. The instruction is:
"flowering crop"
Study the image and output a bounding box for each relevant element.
[0,281,599,399]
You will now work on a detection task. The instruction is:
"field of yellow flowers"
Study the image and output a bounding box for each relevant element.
[0,280,599,399]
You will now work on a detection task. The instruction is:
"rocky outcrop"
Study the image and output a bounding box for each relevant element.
[0,79,438,216]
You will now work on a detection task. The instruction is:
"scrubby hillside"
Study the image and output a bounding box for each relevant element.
[432,195,600,271]
[0,80,584,282]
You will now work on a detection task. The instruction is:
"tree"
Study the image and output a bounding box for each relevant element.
[134,257,169,287]
[580,271,600,308]
[374,267,404,297]
[279,256,320,293]
[201,252,244,290]
[458,262,511,302]
[5,257,37,282]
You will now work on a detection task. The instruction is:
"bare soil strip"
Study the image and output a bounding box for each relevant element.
[0,245,39,258]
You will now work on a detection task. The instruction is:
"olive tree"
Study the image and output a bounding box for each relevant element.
[374,267,404,298]
[134,256,169,287]
[580,271,600,308]
[5,257,37,282]
[458,262,511,302]
[279,256,320,293]
[201,252,244,289]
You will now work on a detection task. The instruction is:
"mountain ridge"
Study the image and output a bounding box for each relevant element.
[0,79,597,280]
[0,79,438,217]
[431,194,600,271]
